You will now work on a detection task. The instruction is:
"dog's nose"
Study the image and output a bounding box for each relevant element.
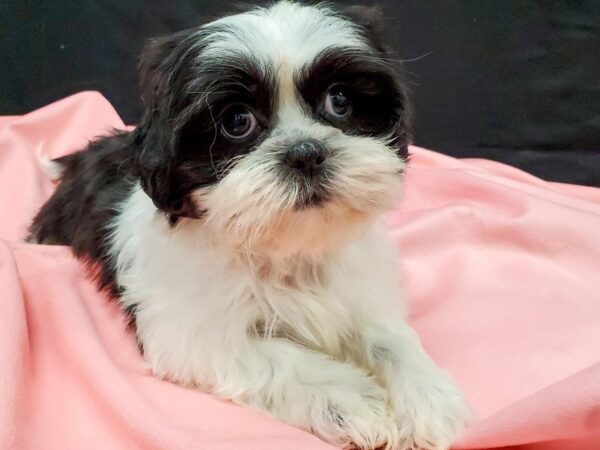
[284,139,326,177]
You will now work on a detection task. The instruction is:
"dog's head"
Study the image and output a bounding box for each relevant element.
[135,1,410,256]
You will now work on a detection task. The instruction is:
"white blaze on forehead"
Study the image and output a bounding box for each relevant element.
[276,57,306,125]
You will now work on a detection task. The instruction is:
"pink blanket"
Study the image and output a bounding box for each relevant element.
[1,92,599,450]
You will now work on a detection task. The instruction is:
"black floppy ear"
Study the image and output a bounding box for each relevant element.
[339,4,412,157]
[139,36,174,107]
[338,5,389,54]
[134,30,203,220]
[138,30,193,107]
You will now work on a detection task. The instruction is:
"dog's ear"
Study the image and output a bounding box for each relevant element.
[339,5,411,157]
[338,5,388,54]
[135,30,203,220]
[138,29,195,107]
[139,36,174,107]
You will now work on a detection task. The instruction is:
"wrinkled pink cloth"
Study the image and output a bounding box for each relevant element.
[1,92,599,450]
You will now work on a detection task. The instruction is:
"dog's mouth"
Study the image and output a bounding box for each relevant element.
[295,186,329,210]
[287,170,332,210]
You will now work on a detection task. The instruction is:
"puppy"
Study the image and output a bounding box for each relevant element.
[29,2,470,449]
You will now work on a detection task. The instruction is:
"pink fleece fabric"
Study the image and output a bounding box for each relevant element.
[1,92,599,450]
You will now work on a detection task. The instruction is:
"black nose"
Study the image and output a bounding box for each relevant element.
[284,139,326,176]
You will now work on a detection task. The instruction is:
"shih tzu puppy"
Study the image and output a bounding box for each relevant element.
[29,2,470,449]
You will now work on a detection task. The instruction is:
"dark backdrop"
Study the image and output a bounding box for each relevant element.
[2,1,599,185]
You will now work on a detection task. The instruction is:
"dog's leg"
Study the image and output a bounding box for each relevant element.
[208,337,399,449]
[361,323,471,450]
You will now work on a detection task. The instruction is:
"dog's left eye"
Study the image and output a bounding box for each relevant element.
[221,106,258,140]
[324,87,352,119]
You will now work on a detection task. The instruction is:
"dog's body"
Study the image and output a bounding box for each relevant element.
[29,2,470,449]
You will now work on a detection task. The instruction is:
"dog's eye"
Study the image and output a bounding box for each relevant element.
[324,87,352,119]
[221,106,258,140]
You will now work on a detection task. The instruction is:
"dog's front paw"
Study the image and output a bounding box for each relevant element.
[390,369,471,450]
[311,377,400,450]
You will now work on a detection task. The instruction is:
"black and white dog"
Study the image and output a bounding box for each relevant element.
[30,2,470,449]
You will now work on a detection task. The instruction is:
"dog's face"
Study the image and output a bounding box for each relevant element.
[135,2,410,256]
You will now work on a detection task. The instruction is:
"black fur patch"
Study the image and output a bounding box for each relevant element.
[336,5,390,53]
[28,130,136,297]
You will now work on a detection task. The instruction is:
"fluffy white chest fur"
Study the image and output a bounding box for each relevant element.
[109,185,469,450]
[111,184,402,377]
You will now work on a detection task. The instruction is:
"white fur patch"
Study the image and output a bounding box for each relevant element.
[35,145,64,181]
[108,183,469,449]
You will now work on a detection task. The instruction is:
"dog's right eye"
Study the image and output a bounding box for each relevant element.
[324,86,353,119]
[221,106,258,140]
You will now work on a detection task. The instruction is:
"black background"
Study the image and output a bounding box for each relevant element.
[2,1,599,185]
